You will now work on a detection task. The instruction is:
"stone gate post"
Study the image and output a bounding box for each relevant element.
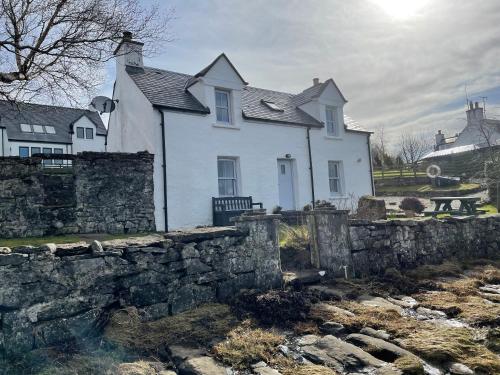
[307,208,352,277]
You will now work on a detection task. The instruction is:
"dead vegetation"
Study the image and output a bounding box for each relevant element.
[105,303,238,351]
[212,321,284,369]
[393,355,425,375]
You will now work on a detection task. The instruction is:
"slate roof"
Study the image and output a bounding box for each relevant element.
[0,100,106,144]
[126,65,369,133]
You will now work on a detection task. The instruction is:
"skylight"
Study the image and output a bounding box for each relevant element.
[261,100,283,112]
[19,124,56,134]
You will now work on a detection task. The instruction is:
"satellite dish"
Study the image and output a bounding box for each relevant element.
[89,96,116,114]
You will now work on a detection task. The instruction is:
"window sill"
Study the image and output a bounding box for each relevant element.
[324,135,342,140]
[212,123,240,130]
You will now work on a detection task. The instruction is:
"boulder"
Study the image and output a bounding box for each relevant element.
[168,345,205,364]
[449,362,474,375]
[479,285,500,295]
[345,334,417,362]
[311,302,356,317]
[357,295,403,314]
[253,367,282,375]
[415,307,447,320]
[319,321,345,335]
[301,335,385,372]
[297,334,320,346]
[387,296,419,309]
[356,196,387,221]
[178,356,226,375]
[360,327,391,341]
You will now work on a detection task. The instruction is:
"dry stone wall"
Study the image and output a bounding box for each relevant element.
[0,152,155,238]
[349,216,500,276]
[0,215,282,355]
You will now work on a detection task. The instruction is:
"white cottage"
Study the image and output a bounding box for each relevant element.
[0,101,106,159]
[107,33,374,231]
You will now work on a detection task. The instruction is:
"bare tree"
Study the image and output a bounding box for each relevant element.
[375,125,387,178]
[0,0,174,104]
[399,133,431,179]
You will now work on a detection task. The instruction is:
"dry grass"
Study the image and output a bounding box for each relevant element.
[282,364,338,375]
[279,224,309,249]
[406,260,463,280]
[402,327,500,374]
[393,355,425,375]
[293,321,320,335]
[116,361,164,375]
[212,321,284,369]
[439,278,481,296]
[415,291,500,325]
[105,304,238,351]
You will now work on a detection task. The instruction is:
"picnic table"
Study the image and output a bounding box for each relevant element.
[426,196,482,216]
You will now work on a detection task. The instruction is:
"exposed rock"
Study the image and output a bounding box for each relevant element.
[277,344,289,356]
[251,361,267,369]
[356,196,387,221]
[168,346,206,364]
[415,307,447,320]
[297,334,320,346]
[449,362,474,375]
[345,334,418,362]
[301,335,385,372]
[311,302,356,317]
[357,295,403,314]
[91,240,104,255]
[360,327,391,341]
[178,356,227,375]
[319,321,345,335]
[116,361,167,375]
[253,367,282,375]
[387,296,419,309]
[0,247,11,254]
[480,285,500,295]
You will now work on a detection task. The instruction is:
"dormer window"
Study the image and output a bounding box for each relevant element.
[215,89,231,124]
[262,100,283,112]
[325,106,339,137]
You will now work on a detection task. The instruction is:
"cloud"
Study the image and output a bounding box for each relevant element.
[103,0,500,145]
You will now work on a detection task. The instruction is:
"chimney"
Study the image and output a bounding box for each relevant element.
[469,101,474,110]
[475,101,479,109]
[313,78,320,86]
[114,31,144,68]
[435,130,445,149]
[466,100,484,123]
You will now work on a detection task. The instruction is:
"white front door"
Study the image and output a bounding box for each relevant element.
[278,159,295,210]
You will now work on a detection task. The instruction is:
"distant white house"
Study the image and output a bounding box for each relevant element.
[107,33,374,231]
[0,101,106,161]
[433,101,500,152]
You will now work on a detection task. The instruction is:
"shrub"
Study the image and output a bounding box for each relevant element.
[272,206,283,214]
[399,197,425,213]
[303,204,312,211]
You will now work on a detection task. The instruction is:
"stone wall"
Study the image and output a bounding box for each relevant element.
[0,152,155,238]
[0,215,282,355]
[349,216,500,276]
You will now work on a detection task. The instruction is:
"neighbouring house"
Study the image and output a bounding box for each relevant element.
[0,101,106,160]
[107,32,374,231]
[433,101,500,152]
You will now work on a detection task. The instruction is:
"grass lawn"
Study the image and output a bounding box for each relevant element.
[0,232,155,248]
[377,183,481,195]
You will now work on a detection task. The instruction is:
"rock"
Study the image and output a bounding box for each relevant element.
[91,240,104,255]
[117,361,167,375]
[311,302,356,317]
[0,247,11,254]
[159,372,177,375]
[360,327,391,341]
[253,368,281,375]
[479,285,500,295]
[168,345,205,364]
[319,321,345,335]
[345,334,417,362]
[449,362,474,374]
[415,307,447,319]
[301,335,385,372]
[178,356,226,375]
[251,361,268,369]
[357,295,403,314]
[297,334,320,346]
[356,196,387,220]
[387,296,419,309]
[277,344,289,356]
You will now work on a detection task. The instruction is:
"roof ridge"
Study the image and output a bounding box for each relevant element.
[0,99,94,113]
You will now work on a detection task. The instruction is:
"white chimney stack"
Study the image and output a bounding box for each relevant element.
[114,31,144,69]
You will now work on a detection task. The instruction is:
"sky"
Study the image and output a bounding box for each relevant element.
[101,0,500,149]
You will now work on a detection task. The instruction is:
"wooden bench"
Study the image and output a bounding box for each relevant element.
[212,196,263,226]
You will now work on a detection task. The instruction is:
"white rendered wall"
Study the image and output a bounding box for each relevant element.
[71,116,106,153]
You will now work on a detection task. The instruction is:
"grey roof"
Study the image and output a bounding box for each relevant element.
[0,100,106,144]
[126,65,369,133]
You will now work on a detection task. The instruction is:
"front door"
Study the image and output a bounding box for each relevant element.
[278,159,295,210]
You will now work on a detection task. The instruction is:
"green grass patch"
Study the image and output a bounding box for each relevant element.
[377,183,481,194]
[0,233,154,248]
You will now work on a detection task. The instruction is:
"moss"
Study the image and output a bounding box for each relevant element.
[393,355,425,375]
[212,321,284,369]
[105,303,238,351]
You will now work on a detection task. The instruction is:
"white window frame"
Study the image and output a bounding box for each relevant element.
[325,106,339,137]
[328,160,344,196]
[217,157,239,197]
[215,89,232,124]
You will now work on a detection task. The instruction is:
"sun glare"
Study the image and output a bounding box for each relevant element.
[371,0,430,20]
